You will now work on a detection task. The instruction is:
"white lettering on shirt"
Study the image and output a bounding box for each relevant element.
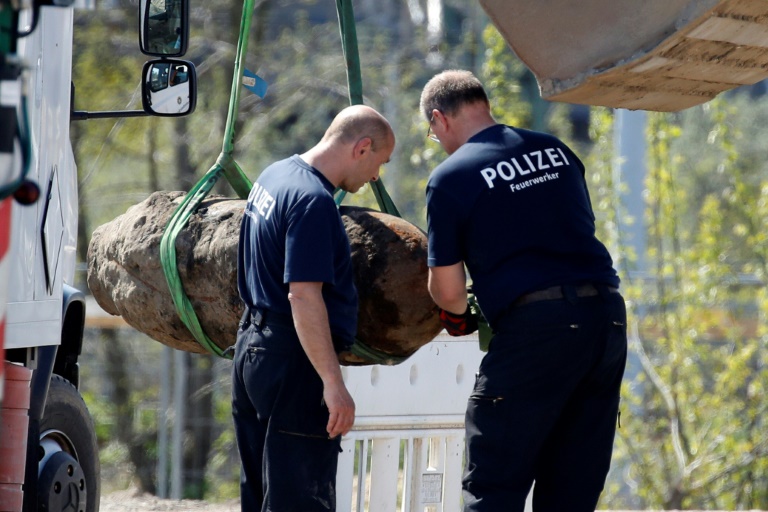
[521,154,535,175]
[545,148,562,166]
[247,182,276,220]
[497,161,515,181]
[509,172,560,192]
[532,150,550,170]
[478,146,567,190]
[480,168,497,188]
[511,158,526,176]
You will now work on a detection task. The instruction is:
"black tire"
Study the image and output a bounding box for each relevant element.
[38,375,101,512]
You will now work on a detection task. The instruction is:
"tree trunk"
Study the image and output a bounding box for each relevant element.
[101,328,157,494]
[183,356,214,499]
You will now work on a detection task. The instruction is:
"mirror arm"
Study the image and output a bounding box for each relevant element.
[71,110,151,121]
[69,84,154,121]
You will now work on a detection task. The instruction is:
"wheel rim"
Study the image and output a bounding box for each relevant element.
[38,429,87,512]
[39,429,80,471]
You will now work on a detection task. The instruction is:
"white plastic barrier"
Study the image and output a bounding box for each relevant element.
[337,335,535,512]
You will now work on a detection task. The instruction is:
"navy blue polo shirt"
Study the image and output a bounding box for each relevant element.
[237,155,357,349]
[426,124,619,328]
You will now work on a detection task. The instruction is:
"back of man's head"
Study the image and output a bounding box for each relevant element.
[420,70,489,121]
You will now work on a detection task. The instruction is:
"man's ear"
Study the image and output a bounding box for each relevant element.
[353,137,373,159]
[432,109,448,131]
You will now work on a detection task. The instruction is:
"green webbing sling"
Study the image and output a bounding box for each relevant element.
[159,0,255,358]
[334,0,406,364]
[160,0,404,364]
[334,0,400,218]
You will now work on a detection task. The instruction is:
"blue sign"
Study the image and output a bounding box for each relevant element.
[242,69,268,98]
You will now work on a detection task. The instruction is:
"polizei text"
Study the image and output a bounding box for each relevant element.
[479,147,569,190]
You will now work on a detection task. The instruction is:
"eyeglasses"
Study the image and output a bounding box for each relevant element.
[426,117,440,143]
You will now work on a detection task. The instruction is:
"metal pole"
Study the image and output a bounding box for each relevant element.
[170,350,187,499]
[613,109,648,277]
[157,346,172,498]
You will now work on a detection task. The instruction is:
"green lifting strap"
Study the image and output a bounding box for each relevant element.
[348,339,409,366]
[335,0,400,218]
[158,0,255,359]
[159,167,226,357]
[335,0,408,365]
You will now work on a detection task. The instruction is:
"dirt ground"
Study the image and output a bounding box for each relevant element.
[100,488,765,512]
[100,488,240,511]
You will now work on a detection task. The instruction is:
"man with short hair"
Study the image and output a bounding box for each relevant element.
[421,69,627,511]
[233,104,395,511]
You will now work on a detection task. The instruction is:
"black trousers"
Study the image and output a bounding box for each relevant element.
[462,288,627,512]
[231,316,341,512]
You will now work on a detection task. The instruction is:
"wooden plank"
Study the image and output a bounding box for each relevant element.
[610,73,733,96]
[616,90,710,111]
[661,38,743,61]
[688,15,768,47]
[658,58,768,84]
[661,39,768,68]
[549,80,712,111]
[628,56,675,74]
[715,0,768,19]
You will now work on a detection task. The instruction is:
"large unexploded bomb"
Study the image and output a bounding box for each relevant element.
[87,191,442,365]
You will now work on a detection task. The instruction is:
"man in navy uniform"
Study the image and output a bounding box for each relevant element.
[233,105,395,511]
[421,69,627,511]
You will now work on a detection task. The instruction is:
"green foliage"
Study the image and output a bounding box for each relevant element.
[600,98,768,509]
[581,107,623,265]
[80,388,114,445]
[479,24,576,141]
[480,25,529,129]
[205,371,240,501]
[79,329,165,493]
[72,13,161,226]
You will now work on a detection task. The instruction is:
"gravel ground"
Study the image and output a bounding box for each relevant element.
[100,488,240,511]
[100,489,766,512]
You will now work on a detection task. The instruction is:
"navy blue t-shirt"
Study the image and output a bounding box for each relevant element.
[426,124,619,328]
[237,155,358,349]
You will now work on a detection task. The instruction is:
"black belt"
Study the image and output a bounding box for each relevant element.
[240,307,294,330]
[240,306,350,354]
[511,283,619,308]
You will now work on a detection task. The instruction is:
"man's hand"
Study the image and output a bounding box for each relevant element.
[323,380,356,438]
[439,307,478,336]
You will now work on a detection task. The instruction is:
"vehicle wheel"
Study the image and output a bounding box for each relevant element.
[38,375,101,512]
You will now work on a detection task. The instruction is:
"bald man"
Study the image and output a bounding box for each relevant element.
[233,105,395,511]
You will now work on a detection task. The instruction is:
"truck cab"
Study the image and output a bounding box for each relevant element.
[0,2,195,510]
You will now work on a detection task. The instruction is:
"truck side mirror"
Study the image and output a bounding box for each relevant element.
[141,59,197,116]
[139,0,189,57]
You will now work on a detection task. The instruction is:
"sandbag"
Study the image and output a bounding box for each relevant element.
[87,191,442,365]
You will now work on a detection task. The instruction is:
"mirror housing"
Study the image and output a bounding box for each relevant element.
[141,59,197,116]
[139,0,189,57]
